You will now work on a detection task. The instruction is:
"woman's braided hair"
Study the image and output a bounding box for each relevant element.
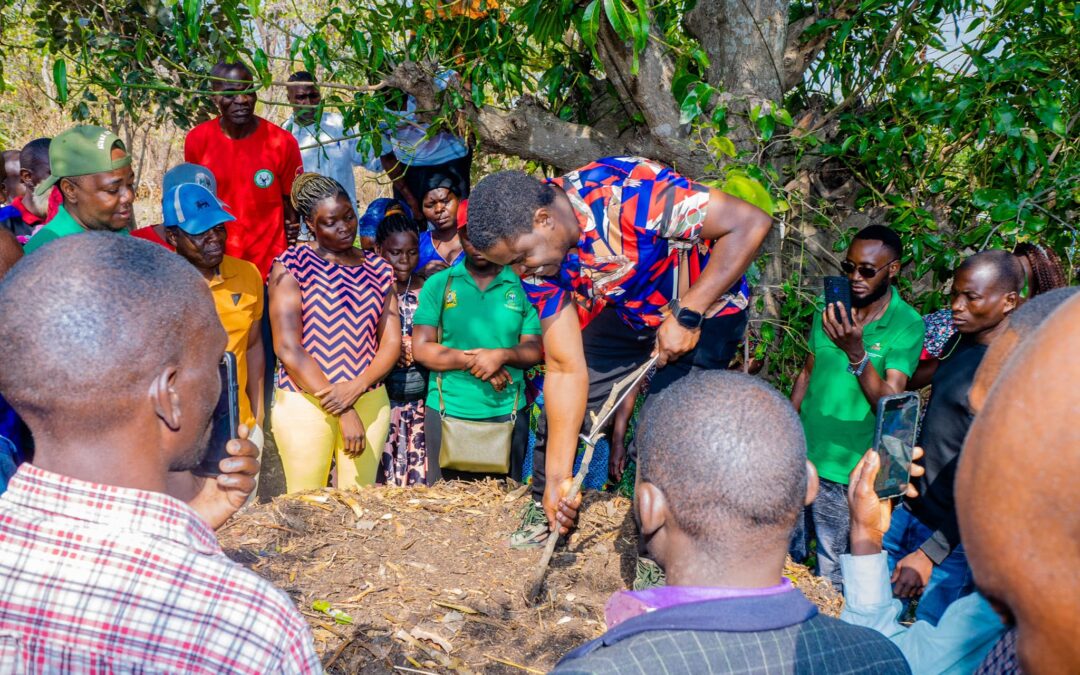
[290,172,349,223]
[1013,242,1068,296]
[375,206,419,246]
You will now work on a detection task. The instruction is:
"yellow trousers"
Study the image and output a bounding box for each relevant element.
[272,386,391,492]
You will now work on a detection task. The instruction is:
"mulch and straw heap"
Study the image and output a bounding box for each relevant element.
[219,480,842,674]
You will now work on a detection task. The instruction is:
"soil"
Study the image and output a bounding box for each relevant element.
[218,480,843,674]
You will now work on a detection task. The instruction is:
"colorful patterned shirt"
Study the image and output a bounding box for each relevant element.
[0,464,321,674]
[522,157,750,331]
[276,245,394,392]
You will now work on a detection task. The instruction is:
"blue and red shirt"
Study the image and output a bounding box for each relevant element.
[522,157,749,331]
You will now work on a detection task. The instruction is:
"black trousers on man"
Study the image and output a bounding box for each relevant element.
[529,308,747,503]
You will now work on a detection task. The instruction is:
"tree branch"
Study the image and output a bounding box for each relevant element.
[468,95,665,172]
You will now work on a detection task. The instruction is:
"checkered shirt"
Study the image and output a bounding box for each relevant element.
[0,464,322,674]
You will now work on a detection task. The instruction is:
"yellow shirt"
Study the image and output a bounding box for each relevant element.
[208,255,264,427]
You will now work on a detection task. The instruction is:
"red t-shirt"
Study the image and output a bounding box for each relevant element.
[184,118,302,279]
[130,225,173,250]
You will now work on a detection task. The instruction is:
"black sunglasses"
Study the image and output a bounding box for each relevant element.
[841,258,897,279]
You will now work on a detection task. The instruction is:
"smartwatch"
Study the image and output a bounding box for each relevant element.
[669,299,704,330]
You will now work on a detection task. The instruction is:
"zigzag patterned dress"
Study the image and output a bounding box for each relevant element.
[276,246,394,393]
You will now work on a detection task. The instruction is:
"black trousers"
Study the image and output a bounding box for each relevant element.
[530,308,748,502]
[424,405,531,486]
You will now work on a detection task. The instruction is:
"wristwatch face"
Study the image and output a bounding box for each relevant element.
[676,308,703,329]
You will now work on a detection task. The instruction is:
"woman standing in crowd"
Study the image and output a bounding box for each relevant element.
[375,205,430,486]
[415,172,465,278]
[269,173,400,492]
[412,222,542,484]
[914,242,1067,386]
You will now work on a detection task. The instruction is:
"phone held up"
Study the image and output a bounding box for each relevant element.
[193,352,240,478]
[823,275,853,324]
[873,391,921,499]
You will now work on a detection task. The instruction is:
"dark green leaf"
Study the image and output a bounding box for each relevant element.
[53,58,68,106]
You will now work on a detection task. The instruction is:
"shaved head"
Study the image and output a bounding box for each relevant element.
[957,292,1080,673]
[0,234,221,434]
[638,370,808,540]
[969,287,1080,413]
[957,250,1023,295]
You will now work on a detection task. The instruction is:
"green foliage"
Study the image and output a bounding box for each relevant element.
[3,0,1074,388]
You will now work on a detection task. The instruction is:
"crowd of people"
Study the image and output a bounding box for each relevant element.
[0,59,1075,674]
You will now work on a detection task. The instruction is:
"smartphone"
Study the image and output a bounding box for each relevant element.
[873,392,921,499]
[823,275,852,324]
[193,352,240,477]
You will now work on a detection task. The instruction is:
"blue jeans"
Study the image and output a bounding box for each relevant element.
[883,506,975,625]
[790,478,850,591]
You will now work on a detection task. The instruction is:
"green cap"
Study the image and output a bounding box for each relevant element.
[35,125,132,197]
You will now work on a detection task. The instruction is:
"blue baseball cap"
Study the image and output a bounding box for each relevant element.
[162,163,217,195]
[162,183,235,235]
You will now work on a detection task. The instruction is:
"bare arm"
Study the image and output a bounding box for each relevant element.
[908,358,939,390]
[245,323,265,426]
[412,324,473,372]
[822,303,908,409]
[790,354,815,412]
[679,189,772,314]
[381,153,421,218]
[363,292,402,385]
[282,198,300,247]
[540,299,588,532]
[268,261,334,395]
[856,366,909,410]
[504,335,542,369]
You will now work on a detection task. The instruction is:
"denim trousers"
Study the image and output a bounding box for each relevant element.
[789,477,850,591]
[883,505,976,625]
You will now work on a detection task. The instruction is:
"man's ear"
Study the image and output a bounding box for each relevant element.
[163,228,178,249]
[804,460,820,507]
[532,206,553,232]
[636,481,669,539]
[59,177,78,205]
[887,259,901,280]
[18,168,32,188]
[150,367,182,431]
[1002,291,1019,316]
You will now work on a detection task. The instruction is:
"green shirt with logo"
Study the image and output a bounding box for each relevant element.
[414,264,542,419]
[800,286,925,484]
[23,205,129,254]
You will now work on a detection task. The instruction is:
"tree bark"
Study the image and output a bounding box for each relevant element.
[684,0,789,101]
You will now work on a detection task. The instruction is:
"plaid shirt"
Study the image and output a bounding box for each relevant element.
[0,464,322,674]
[523,157,750,331]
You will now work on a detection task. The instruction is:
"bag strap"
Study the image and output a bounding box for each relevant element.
[436,271,454,416]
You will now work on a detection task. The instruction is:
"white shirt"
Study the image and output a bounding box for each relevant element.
[283,111,367,207]
[839,552,1006,674]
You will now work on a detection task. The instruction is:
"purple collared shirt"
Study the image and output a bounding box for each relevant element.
[605,579,794,628]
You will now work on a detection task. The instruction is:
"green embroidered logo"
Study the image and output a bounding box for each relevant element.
[504,288,522,310]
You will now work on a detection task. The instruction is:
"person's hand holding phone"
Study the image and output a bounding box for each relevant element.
[339,409,367,458]
[847,446,925,555]
[168,424,261,530]
[822,302,866,362]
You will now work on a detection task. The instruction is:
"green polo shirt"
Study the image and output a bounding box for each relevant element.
[801,287,925,484]
[414,264,541,419]
[23,205,128,254]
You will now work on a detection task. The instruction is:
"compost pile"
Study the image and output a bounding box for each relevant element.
[219,481,842,674]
